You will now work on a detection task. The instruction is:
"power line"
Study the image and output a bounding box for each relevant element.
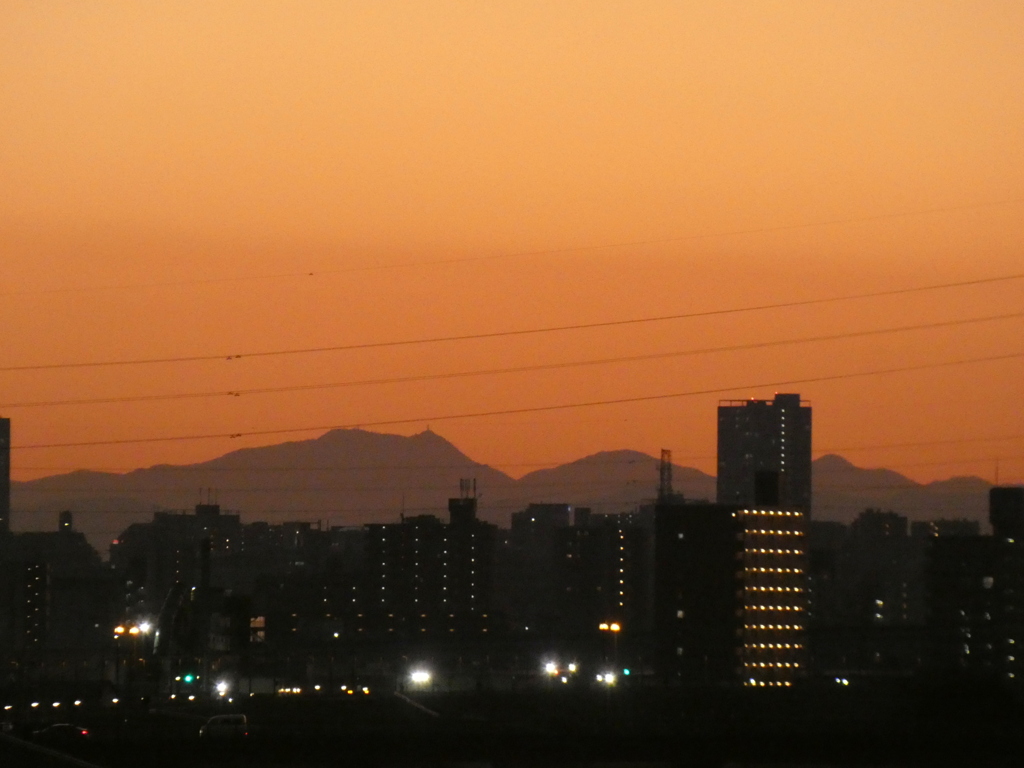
[5,198,1020,299]
[2,272,1022,374]
[4,311,1020,409]
[12,349,1024,450]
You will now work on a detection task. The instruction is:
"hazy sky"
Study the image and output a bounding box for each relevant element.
[2,2,1023,485]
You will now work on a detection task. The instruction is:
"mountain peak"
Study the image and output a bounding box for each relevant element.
[813,454,855,470]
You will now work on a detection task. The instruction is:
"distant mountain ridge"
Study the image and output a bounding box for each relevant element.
[11,428,995,552]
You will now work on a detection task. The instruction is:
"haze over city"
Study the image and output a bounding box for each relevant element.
[6,5,1024,767]
[2,2,1023,489]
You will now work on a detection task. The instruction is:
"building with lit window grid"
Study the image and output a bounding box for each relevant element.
[717,394,812,515]
[653,501,807,687]
[740,507,807,687]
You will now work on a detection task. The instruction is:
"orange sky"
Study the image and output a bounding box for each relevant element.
[2,2,1023,486]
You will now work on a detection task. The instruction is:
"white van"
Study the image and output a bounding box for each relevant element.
[199,713,248,739]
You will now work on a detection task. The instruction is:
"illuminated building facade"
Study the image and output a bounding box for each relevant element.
[357,493,496,638]
[654,501,807,686]
[12,562,49,650]
[444,495,497,633]
[555,513,651,637]
[739,507,807,687]
[717,394,812,515]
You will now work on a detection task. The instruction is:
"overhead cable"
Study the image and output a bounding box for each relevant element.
[12,349,1024,450]
[2,273,1022,374]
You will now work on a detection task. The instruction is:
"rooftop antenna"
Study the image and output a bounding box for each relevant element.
[659,449,673,501]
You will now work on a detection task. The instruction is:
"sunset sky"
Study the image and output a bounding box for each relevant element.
[2,2,1023,487]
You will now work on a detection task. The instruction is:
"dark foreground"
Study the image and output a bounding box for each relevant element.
[3,679,1022,767]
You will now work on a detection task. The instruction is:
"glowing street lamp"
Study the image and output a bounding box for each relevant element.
[409,670,431,686]
[543,661,559,676]
[599,621,623,667]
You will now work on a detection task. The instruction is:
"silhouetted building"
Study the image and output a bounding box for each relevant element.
[555,512,652,638]
[814,511,926,671]
[990,487,1024,539]
[926,490,1024,682]
[444,492,497,631]
[851,509,907,539]
[0,514,117,655]
[653,500,807,686]
[717,394,812,514]
[3,562,48,651]
[808,514,992,675]
[361,514,447,637]
[354,492,497,639]
[502,503,574,634]
[111,504,243,616]
[911,519,981,539]
[843,510,927,630]
[927,536,1024,681]
[0,417,9,535]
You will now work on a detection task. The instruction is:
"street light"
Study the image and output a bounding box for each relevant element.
[599,621,622,668]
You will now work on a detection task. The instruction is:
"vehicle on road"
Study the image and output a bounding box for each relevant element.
[32,723,90,744]
[199,713,248,739]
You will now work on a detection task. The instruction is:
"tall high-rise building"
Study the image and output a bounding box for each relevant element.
[717,394,812,514]
[653,499,807,686]
[990,486,1024,540]
[0,417,9,534]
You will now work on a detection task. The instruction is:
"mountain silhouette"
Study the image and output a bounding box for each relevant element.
[11,430,995,553]
[812,452,991,524]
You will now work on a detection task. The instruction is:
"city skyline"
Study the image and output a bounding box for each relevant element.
[2,3,1023,487]
[3,5,1024,762]
[5,423,1004,555]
